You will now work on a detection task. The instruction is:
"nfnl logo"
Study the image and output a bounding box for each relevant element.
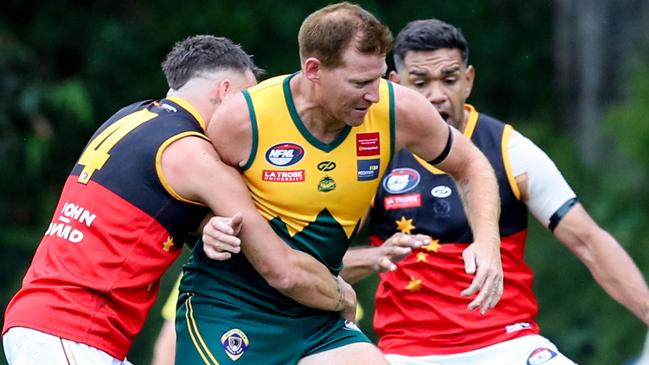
[382,168,420,193]
[265,143,305,166]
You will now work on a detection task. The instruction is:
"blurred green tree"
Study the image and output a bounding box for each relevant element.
[1,1,647,364]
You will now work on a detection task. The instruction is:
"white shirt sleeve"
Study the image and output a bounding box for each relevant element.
[508,129,576,228]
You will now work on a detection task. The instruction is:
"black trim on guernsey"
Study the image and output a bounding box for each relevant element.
[428,125,454,165]
[548,197,578,232]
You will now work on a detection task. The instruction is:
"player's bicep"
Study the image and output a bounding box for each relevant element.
[159,136,222,205]
[508,130,576,227]
[394,85,449,161]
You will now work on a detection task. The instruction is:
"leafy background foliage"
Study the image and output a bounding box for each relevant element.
[1,1,648,364]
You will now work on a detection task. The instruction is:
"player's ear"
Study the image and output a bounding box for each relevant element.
[464,65,475,99]
[218,79,231,99]
[211,79,231,104]
[388,70,400,83]
[304,57,322,83]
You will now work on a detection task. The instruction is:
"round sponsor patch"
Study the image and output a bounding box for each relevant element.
[265,143,305,166]
[382,168,420,194]
[527,347,557,365]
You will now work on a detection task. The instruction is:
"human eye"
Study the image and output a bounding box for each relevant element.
[352,80,372,88]
[443,77,458,86]
[412,79,428,88]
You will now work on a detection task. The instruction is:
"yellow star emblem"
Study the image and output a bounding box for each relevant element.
[416,252,428,262]
[395,216,416,234]
[162,236,174,252]
[422,239,441,252]
[405,276,422,292]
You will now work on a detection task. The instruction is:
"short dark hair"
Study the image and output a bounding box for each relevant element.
[393,19,469,71]
[161,35,263,89]
[298,2,393,68]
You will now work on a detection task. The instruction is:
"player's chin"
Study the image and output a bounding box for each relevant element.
[347,109,369,125]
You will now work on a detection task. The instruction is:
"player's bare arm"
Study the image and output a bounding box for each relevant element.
[393,83,503,314]
[511,128,649,325]
[553,203,649,325]
[161,134,356,319]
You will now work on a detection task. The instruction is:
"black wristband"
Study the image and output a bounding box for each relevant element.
[428,125,454,165]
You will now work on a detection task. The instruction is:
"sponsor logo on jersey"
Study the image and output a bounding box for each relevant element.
[343,320,362,332]
[318,175,336,192]
[357,159,380,181]
[384,193,422,210]
[221,329,249,361]
[356,132,380,156]
[262,169,305,182]
[317,161,337,171]
[265,143,305,166]
[382,168,420,193]
[44,201,97,244]
[431,185,452,198]
[526,347,557,365]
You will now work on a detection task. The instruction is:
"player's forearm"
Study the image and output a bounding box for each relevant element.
[556,207,649,325]
[341,247,379,284]
[275,250,355,312]
[579,229,649,325]
[189,154,352,313]
[452,153,501,245]
[238,221,353,312]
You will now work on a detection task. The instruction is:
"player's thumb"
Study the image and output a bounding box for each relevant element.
[463,249,477,275]
[229,212,244,235]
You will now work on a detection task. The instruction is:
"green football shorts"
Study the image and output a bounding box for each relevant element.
[175,292,371,365]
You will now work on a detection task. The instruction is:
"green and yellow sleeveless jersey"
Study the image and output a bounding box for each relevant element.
[181,74,395,314]
[241,74,395,272]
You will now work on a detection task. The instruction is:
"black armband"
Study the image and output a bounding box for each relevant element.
[548,197,578,232]
[428,125,454,165]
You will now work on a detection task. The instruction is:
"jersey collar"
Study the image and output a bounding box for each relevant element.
[165,96,207,132]
[463,104,479,138]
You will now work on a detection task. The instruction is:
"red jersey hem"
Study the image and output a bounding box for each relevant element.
[378,328,540,356]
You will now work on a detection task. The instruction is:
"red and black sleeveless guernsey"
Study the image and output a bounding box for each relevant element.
[369,105,539,355]
[3,97,210,360]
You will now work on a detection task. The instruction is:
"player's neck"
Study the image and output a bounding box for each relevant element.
[166,87,214,128]
[456,110,470,133]
[290,74,347,143]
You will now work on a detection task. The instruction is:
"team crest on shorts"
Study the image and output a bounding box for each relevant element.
[221,329,249,361]
[527,347,557,364]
